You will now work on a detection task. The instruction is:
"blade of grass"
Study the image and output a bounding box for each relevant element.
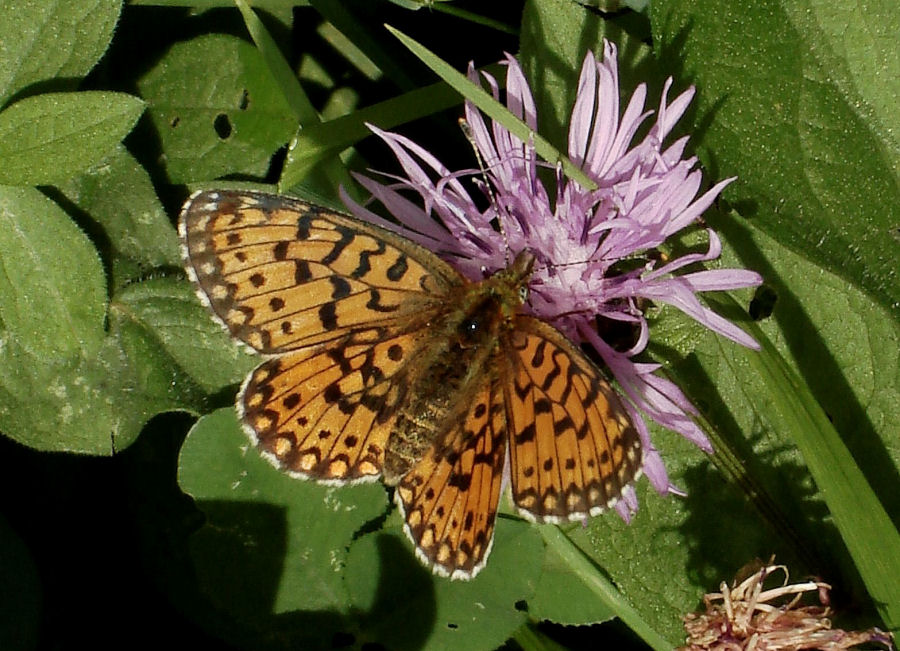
[385,25,598,192]
[418,2,518,36]
[310,0,418,90]
[739,320,900,632]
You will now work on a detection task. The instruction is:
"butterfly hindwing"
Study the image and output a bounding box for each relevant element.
[180,189,464,354]
[395,373,507,579]
[504,316,642,522]
[241,327,442,482]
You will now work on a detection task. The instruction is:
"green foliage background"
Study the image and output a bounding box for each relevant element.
[0,1,896,649]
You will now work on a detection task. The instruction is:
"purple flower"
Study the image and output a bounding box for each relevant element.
[342,41,762,518]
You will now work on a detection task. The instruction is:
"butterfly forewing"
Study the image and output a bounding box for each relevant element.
[180,189,463,354]
[504,317,642,522]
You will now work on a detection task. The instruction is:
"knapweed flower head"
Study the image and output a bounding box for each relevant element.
[343,41,763,518]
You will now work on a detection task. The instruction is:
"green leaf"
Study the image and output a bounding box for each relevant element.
[114,277,256,396]
[309,0,419,91]
[526,532,617,626]
[234,0,320,127]
[650,1,900,321]
[0,0,121,105]
[138,34,296,183]
[694,209,900,631]
[0,274,212,454]
[537,526,673,650]
[233,0,354,200]
[743,327,900,631]
[0,92,145,186]
[516,1,898,636]
[0,186,106,358]
[177,408,388,621]
[549,440,753,643]
[176,408,545,650]
[0,191,216,452]
[56,145,182,289]
[520,0,658,150]
[344,520,543,651]
[0,330,184,455]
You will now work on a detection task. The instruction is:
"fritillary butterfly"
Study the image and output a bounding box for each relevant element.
[180,189,643,580]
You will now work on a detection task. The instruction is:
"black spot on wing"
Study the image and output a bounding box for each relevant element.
[296,213,312,240]
[366,289,399,313]
[274,241,289,261]
[351,239,386,279]
[295,260,312,283]
[386,255,408,281]
[330,276,351,299]
[319,302,337,329]
[321,226,354,265]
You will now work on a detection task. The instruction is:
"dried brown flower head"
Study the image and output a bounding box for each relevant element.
[680,561,894,650]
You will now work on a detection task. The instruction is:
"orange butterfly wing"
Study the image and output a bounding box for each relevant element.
[180,189,463,354]
[240,330,432,482]
[180,190,464,481]
[504,316,642,522]
[395,373,507,579]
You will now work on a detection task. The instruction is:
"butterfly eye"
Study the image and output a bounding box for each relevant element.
[518,285,529,303]
[459,315,482,344]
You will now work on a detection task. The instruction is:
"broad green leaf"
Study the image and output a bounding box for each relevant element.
[697,209,900,630]
[796,0,898,162]
[104,299,213,447]
[114,277,256,396]
[178,408,388,618]
[176,408,544,650]
[518,0,898,635]
[0,92,145,186]
[234,0,319,127]
[138,34,296,183]
[0,186,106,358]
[741,329,900,631]
[526,532,617,626]
[0,278,212,454]
[557,433,779,643]
[650,1,900,321]
[0,190,214,452]
[344,520,543,651]
[0,329,194,454]
[520,0,657,150]
[536,526,672,649]
[0,0,121,105]
[57,145,182,289]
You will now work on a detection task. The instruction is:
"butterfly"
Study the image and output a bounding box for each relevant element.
[180,189,643,580]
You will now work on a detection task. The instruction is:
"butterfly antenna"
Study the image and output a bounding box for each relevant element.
[459,118,511,265]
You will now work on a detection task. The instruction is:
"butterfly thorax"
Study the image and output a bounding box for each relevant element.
[382,252,535,484]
